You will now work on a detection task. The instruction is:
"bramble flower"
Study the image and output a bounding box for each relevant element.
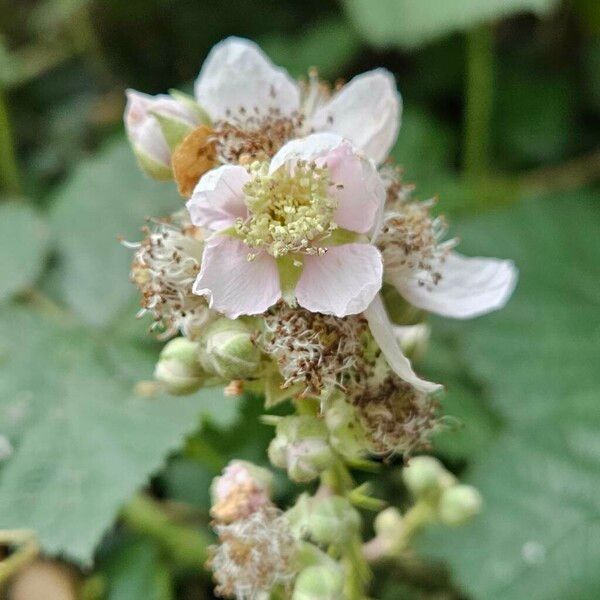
[377,180,518,320]
[195,36,401,165]
[209,507,298,599]
[210,460,273,524]
[187,133,385,319]
[126,211,213,339]
[124,91,200,178]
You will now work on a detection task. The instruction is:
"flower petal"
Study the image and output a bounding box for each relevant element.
[295,243,383,317]
[364,295,442,394]
[270,133,384,234]
[193,237,281,318]
[390,252,518,319]
[310,69,401,165]
[194,37,300,121]
[186,165,249,232]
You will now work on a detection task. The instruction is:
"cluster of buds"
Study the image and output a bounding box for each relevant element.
[122,36,516,600]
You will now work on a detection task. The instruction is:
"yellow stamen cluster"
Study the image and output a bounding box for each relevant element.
[235,160,337,259]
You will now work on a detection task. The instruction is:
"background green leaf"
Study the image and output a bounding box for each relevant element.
[420,192,600,599]
[342,0,561,49]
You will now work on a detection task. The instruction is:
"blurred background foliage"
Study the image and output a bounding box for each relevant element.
[0,0,599,598]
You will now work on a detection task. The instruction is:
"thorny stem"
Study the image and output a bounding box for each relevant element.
[0,530,40,587]
[121,494,211,569]
[0,87,21,195]
[463,24,494,181]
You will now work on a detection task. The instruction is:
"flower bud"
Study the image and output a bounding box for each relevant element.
[199,318,261,380]
[124,90,197,179]
[402,456,455,498]
[372,507,404,555]
[309,496,360,546]
[292,565,344,600]
[154,337,204,395]
[268,416,335,483]
[324,396,367,460]
[438,485,482,526]
[210,460,273,523]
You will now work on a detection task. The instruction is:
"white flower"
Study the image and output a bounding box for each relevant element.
[194,36,401,165]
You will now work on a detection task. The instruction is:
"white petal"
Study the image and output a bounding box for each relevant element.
[269,132,344,173]
[309,69,401,165]
[295,243,383,317]
[364,295,442,394]
[186,165,249,232]
[193,237,281,318]
[391,252,518,319]
[194,37,300,121]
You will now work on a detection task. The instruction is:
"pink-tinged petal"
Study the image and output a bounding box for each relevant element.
[194,37,300,121]
[322,142,385,234]
[364,295,442,394]
[295,243,383,317]
[270,134,385,234]
[310,69,401,165]
[193,237,281,318]
[269,132,344,172]
[391,252,518,319]
[186,166,249,232]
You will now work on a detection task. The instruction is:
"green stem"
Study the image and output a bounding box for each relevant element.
[121,494,211,569]
[463,24,494,180]
[0,87,21,195]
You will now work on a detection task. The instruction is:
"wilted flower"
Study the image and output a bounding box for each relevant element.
[211,460,273,524]
[209,507,298,599]
[187,132,385,319]
[126,211,213,339]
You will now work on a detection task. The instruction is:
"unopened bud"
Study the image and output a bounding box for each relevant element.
[292,565,344,600]
[268,416,335,483]
[372,507,404,555]
[309,496,360,546]
[402,456,455,498]
[438,485,482,526]
[210,460,273,523]
[154,337,204,395]
[324,396,367,460]
[200,318,261,380]
[124,90,197,178]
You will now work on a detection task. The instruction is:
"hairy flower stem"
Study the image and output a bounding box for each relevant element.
[121,494,211,569]
[463,24,494,181]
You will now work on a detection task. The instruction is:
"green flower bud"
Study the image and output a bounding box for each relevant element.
[438,485,482,526]
[199,318,261,380]
[309,496,360,546]
[154,337,204,395]
[324,396,367,460]
[268,416,335,483]
[292,565,344,600]
[402,456,455,498]
[285,493,313,538]
[373,507,404,555]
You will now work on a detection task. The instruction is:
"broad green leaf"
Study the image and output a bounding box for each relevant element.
[0,202,49,302]
[421,193,600,599]
[49,138,179,326]
[342,0,560,49]
[0,306,228,564]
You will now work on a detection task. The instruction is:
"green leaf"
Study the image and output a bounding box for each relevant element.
[421,193,600,599]
[260,17,361,79]
[0,201,49,302]
[101,537,173,600]
[49,138,180,326]
[0,306,226,565]
[342,0,560,49]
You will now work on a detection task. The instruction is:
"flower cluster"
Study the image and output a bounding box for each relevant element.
[123,36,517,599]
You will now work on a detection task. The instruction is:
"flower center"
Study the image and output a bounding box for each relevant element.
[235,160,337,259]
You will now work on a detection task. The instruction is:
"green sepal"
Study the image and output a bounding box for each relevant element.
[277,254,303,305]
[134,147,173,180]
[169,89,212,125]
[327,227,360,246]
[152,111,195,151]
